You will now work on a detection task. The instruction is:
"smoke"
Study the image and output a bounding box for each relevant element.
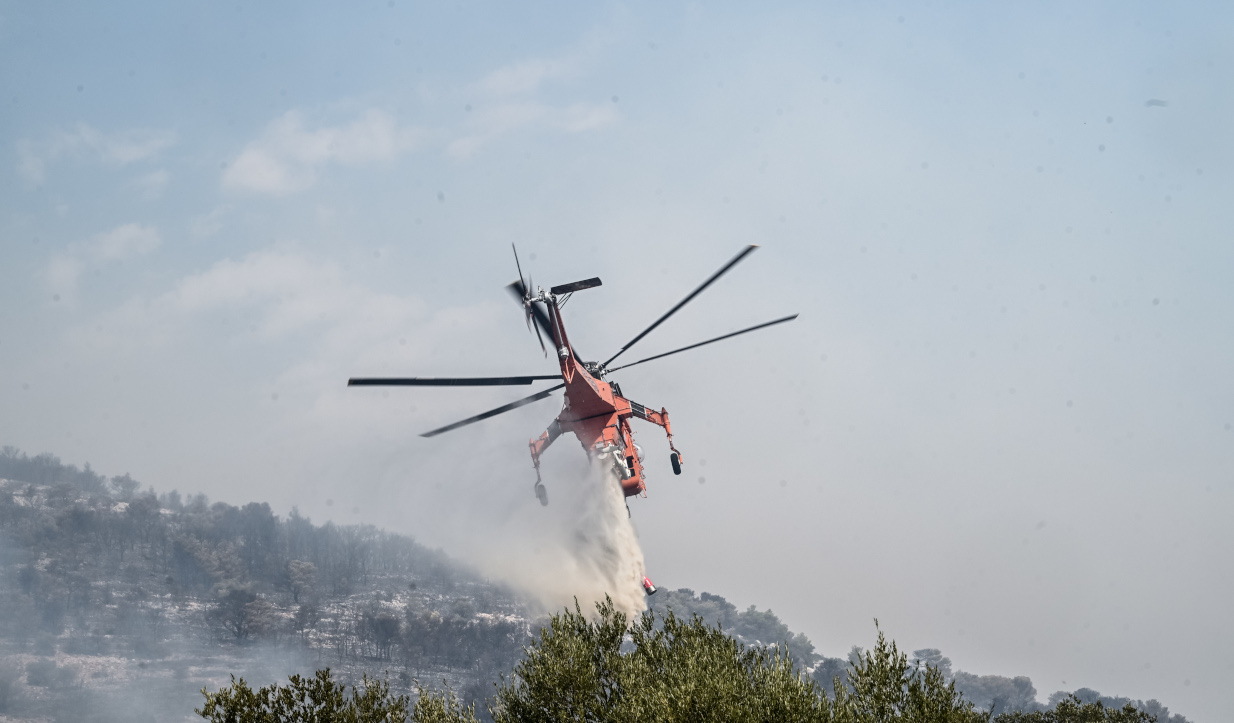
[470,453,650,619]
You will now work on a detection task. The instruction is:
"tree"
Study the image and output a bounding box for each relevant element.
[126,493,161,544]
[364,609,401,660]
[494,596,831,723]
[292,603,320,642]
[993,695,1156,723]
[110,473,141,501]
[647,587,818,667]
[287,560,317,604]
[954,672,1039,716]
[197,669,478,723]
[238,502,279,576]
[831,622,985,723]
[493,604,989,723]
[210,587,273,641]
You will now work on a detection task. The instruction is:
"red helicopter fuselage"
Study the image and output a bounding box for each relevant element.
[528,294,679,498]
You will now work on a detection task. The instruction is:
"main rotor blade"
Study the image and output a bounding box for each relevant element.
[349,376,560,387]
[420,383,565,437]
[602,244,759,366]
[606,314,798,373]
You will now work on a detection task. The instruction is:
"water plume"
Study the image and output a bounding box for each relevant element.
[560,458,649,617]
[473,454,649,619]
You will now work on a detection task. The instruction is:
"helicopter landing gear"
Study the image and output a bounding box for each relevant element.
[529,420,561,508]
[670,452,682,475]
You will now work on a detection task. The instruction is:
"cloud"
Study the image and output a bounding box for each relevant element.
[556,103,619,132]
[448,55,617,157]
[131,169,170,199]
[42,223,162,301]
[44,254,84,301]
[172,251,352,329]
[92,223,161,260]
[67,251,488,426]
[477,58,576,96]
[81,250,425,344]
[220,58,610,175]
[222,110,423,195]
[190,206,230,239]
[16,124,177,184]
[448,101,617,157]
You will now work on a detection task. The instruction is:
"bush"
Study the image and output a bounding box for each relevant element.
[197,669,478,723]
[993,695,1155,723]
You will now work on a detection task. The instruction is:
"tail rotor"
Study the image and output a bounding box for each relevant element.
[511,244,547,356]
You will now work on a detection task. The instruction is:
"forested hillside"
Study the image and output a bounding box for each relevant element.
[0,447,530,721]
[0,448,1195,722]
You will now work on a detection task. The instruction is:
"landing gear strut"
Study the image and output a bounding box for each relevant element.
[529,420,561,508]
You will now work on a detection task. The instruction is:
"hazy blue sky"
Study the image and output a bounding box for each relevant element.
[2,2,1231,719]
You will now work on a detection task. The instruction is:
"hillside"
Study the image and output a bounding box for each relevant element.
[0,447,1194,722]
[0,448,533,721]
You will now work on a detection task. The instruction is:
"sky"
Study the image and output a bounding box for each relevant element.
[2,1,1231,719]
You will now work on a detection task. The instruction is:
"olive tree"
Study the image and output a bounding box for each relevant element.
[197,669,479,723]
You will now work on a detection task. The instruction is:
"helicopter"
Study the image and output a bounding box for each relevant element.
[348,244,797,592]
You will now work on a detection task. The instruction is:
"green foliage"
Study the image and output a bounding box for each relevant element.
[492,599,979,723]
[993,695,1156,723]
[648,587,817,665]
[616,601,829,722]
[831,622,985,723]
[411,687,482,723]
[493,597,630,722]
[196,669,480,723]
